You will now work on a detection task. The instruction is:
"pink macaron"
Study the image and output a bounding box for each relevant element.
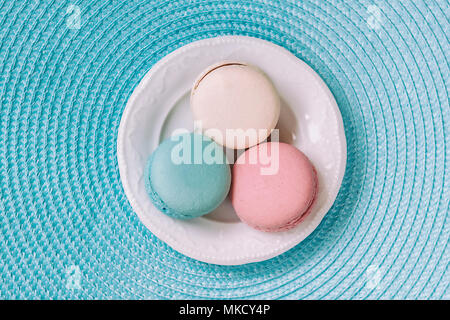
[231,142,318,232]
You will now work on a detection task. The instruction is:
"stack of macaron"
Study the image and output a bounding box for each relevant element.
[145,62,318,232]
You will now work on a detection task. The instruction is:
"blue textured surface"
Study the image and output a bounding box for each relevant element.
[0,0,448,299]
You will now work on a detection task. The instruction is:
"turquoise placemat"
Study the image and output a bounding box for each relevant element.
[0,0,448,299]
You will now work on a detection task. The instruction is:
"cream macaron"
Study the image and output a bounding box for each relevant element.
[191,62,280,149]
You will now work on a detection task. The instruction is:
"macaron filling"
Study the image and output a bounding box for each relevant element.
[144,153,188,219]
[193,62,245,90]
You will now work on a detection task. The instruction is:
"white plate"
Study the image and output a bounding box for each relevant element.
[117,36,346,265]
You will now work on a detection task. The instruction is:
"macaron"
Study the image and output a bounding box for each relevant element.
[191,62,280,149]
[231,142,318,232]
[145,133,231,219]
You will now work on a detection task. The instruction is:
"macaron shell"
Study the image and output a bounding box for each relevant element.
[231,142,318,232]
[191,63,280,149]
[144,153,183,219]
[146,133,231,219]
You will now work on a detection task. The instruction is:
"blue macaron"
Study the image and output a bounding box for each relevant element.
[145,133,231,219]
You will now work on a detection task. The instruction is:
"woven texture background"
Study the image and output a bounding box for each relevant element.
[0,0,448,299]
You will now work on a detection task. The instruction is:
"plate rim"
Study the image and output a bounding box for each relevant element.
[117,35,347,265]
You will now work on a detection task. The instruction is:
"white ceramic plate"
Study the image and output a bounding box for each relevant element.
[117,36,346,265]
